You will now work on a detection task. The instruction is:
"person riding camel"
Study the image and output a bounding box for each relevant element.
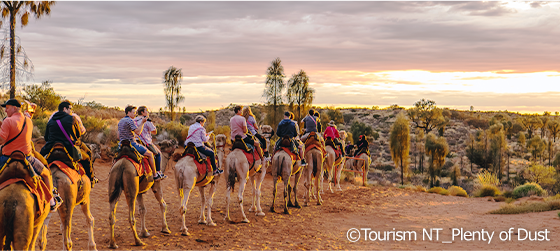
[0,99,62,211]
[243,106,270,160]
[324,120,345,157]
[276,111,308,166]
[21,101,48,167]
[185,115,223,176]
[230,105,264,159]
[42,101,99,186]
[134,106,167,180]
[117,105,159,180]
[354,134,370,157]
[300,109,325,147]
[314,112,322,132]
[345,141,355,157]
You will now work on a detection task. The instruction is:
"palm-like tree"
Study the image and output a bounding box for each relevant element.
[163,66,184,121]
[286,69,314,121]
[263,57,285,126]
[1,1,55,98]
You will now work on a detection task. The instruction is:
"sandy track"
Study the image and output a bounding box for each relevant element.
[39,160,560,250]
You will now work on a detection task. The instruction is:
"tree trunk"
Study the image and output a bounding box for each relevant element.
[400,156,404,186]
[507,153,510,183]
[9,8,16,99]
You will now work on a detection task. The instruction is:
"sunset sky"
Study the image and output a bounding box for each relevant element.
[6,1,560,113]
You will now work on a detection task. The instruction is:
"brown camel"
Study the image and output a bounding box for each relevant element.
[0,158,50,250]
[270,148,302,214]
[108,143,155,249]
[165,135,224,236]
[224,146,263,223]
[323,131,346,193]
[303,147,323,206]
[40,144,96,251]
[343,152,370,186]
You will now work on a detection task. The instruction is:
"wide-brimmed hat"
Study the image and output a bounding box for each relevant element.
[1,99,21,107]
[328,120,335,126]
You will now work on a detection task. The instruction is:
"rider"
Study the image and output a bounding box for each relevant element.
[324,120,345,157]
[276,111,307,166]
[21,101,48,166]
[185,115,223,176]
[300,109,325,147]
[117,105,159,180]
[354,134,370,157]
[46,100,98,186]
[0,99,62,211]
[134,106,167,180]
[314,111,322,133]
[230,105,264,159]
[243,106,269,159]
[345,141,355,157]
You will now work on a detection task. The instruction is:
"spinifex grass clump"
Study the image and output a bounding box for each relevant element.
[428,187,449,195]
[475,185,501,197]
[448,186,468,197]
[490,200,560,214]
[512,182,546,198]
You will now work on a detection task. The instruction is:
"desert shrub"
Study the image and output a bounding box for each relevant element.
[558,212,560,218]
[214,125,231,142]
[494,196,506,202]
[415,185,427,192]
[428,187,448,195]
[343,114,355,124]
[477,170,500,186]
[489,200,560,214]
[545,194,560,201]
[506,198,515,204]
[81,115,107,133]
[448,186,468,197]
[372,114,381,119]
[502,190,514,198]
[465,117,489,129]
[162,122,189,144]
[32,117,48,136]
[474,185,501,197]
[350,121,373,143]
[523,164,557,186]
[32,126,41,138]
[512,182,546,198]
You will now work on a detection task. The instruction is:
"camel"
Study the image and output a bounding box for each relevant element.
[323,131,346,193]
[40,144,96,251]
[167,135,224,236]
[0,156,50,250]
[270,139,303,214]
[343,151,371,186]
[303,145,324,206]
[107,141,155,249]
[224,137,264,223]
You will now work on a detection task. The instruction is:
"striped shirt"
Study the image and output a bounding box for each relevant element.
[118,116,138,141]
[184,122,208,147]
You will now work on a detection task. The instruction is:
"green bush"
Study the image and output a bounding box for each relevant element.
[32,117,48,136]
[558,212,560,218]
[163,122,189,144]
[502,190,514,198]
[428,187,448,195]
[513,182,546,198]
[448,186,468,197]
[474,185,501,197]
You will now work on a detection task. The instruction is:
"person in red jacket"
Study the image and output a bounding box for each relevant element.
[324,120,345,156]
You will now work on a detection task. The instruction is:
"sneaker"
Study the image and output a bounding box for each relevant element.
[213,169,224,176]
[154,173,162,180]
[158,172,168,180]
[300,159,308,167]
[91,176,99,188]
[51,195,63,212]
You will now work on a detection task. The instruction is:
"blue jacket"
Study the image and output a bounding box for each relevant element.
[276,119,297,138]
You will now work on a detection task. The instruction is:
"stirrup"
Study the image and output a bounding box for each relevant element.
[213,169,224,176]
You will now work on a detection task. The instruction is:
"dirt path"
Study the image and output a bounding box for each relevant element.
[40,160,560,250]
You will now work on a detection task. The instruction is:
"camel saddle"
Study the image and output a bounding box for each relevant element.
[231,135,252,153]
[0,151,52,218]
[115,140,151,178]
[354,147,370,158]
[325,137,342,159]
[179,142,206,164]
[175,142,214,186]
[304,132,323,153]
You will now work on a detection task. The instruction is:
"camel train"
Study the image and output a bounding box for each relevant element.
[0,119,369,250]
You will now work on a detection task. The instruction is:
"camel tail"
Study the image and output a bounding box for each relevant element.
[278,156,285,178]
[227,161,236,193]
[2,199,16,249]
[313,152,318,177]
[109,162,124,204]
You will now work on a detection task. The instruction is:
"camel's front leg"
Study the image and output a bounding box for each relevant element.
[198,186,207,225]
[206,183,217,226]
[151,182,171,234]
[224,186,232,222]
[80,199,97,251]
[254,170,266,216]
[137,194,150,238]
[238,176,250,223]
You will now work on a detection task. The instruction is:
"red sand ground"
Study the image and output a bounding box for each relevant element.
[40,160,560,250]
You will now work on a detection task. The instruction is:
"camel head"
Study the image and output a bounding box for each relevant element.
[339,130,347,142]
[87,143,102,164]
[216,134,227,147]
[260,125,273,139]
[159,139,178,155]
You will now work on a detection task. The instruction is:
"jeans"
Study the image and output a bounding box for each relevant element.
[196,146,217,172]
